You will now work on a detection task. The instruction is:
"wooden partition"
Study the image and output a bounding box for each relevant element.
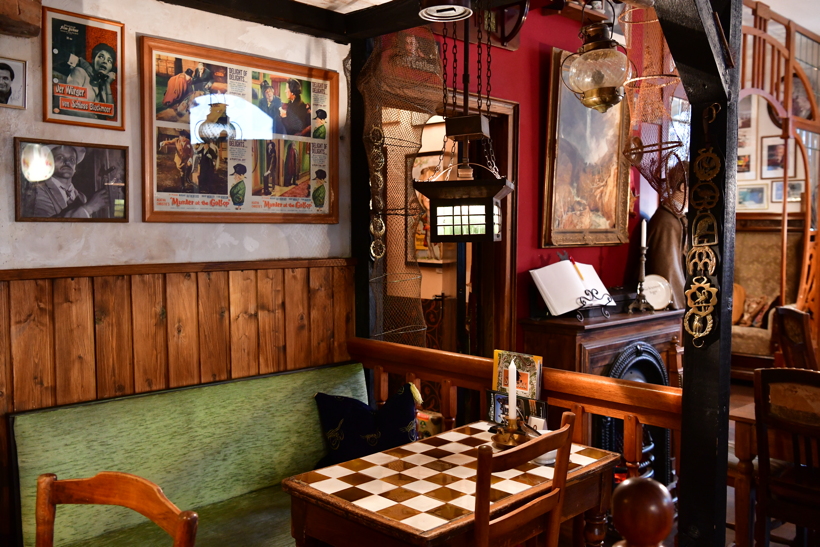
[0,257,355,542]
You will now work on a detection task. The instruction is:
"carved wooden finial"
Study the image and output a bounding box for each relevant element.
[612,477,675,547]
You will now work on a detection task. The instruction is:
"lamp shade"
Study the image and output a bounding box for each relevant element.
[568,48,629,93]
[419,0,473,22]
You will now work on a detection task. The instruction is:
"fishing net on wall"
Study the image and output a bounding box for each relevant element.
[357,28,443,346]
[621,7,690,215]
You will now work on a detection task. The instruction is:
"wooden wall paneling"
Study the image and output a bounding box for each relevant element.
[93,276,134,399]
[257,269,285,374]
[229,270,259,378]
[198,271,230,382]
[332,266,354,362]
[284,268,310,370]
[310,267,333,366]
[52,277,96,405]
[10,279,55,411]
[0,282,13,542]
[131,274,168,393]
[166,273,200,387]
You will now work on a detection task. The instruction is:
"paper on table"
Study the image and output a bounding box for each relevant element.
[530,260,614,316]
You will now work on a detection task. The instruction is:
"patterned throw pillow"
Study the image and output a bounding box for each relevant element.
[739,295,769,327]
[314,383,419,468]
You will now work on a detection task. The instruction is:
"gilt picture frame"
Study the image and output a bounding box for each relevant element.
[541,48,630,247]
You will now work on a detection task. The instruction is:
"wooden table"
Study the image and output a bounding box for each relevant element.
[730,403,757,547]
[283,422,619,547]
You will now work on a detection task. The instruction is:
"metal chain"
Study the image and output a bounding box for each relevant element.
[442,24,449,114]
[451,22,458,114]
[485,10,492,113]
[476,0,483,112]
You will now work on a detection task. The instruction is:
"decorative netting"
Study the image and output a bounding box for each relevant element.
[622,7,690,215]
[357,28,444,346]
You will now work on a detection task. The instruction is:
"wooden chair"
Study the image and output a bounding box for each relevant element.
[35,471,198,547]
[754,368,820,547]
[474,412,575,547]
[775,306,819,370]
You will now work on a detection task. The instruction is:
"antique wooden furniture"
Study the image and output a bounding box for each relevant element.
[35,472,198,547]
[774,306,819,370]
[519,310,685,387]
[284,418,617,547]
[475,412,575,547]
[754,367,820,546]
[728,402,758,547]
[610,477,675,547]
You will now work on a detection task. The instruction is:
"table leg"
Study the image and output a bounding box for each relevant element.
[291,497,324,546]
[583,509,607,547]
[734,422,755,547]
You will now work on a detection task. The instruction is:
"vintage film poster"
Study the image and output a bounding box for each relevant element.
[42,7,124,130]
[140,37,338,223]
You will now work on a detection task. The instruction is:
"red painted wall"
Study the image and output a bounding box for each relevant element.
[438,10,642,348]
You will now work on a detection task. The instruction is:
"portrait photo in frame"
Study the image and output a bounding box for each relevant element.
[760,135,796,179]
[737,183,768,211]
[14,137,128,222]
[42,7,124,130]
[541,48,630,247]
[0,57,26,109]
[772,180,805,202]
[140,36,338,223]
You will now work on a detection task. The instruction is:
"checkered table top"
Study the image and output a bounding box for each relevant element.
[289,421,615,534]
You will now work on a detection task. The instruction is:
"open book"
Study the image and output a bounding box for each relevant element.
[530,261,614,317]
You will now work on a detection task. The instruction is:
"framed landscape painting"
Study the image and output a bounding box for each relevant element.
[541,48,630,247]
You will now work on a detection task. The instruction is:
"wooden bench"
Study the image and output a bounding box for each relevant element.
[10,362,367,547]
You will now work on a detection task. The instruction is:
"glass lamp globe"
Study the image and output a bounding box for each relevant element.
[568,48,629,93]
[20,143,55,182]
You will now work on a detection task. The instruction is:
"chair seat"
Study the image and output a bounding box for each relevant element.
[64,485,294,547]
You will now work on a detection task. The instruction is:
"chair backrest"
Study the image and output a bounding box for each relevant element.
[775,306,819,370]
[753,368,820,523]
[35,472,198,547]
[474,412,575,547]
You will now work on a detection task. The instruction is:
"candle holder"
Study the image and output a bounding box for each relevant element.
[491,416,530,449]
[628,245,655,314]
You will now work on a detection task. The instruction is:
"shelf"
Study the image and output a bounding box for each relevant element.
[539,1,608,23]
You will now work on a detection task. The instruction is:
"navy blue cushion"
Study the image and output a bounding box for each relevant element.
[314,383,418,468]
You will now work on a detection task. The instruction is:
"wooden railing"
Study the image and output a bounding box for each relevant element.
[348,338,683,481]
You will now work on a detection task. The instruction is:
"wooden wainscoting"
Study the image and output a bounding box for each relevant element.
[0,257,355,543]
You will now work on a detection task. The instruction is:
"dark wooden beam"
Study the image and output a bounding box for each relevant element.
[159,0,348,43]
[654,1,742,546]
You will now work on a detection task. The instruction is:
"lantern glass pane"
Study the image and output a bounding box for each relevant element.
[470,225,485,234]
[470,205,485,214]
[470,215,484,225]
[454,225,462,235]
[439,206,452,215]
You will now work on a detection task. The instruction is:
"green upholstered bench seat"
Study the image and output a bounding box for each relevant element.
[63,486,294,547]
[11,362,367,547]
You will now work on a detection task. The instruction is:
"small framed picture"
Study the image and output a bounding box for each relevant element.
[772,180,805,202]
[760,135,796,179]
[15,138,128,222]
[737,184,768,211]
[0,57,26,109]
[42,7,125,130]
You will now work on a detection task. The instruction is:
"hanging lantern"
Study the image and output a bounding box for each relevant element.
[20,143,55,182]
[418,0,473,22]
[414,166,513,242]
[562,22,631,113]
[196,103,240,143]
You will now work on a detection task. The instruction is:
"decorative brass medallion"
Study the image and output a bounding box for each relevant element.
[693,147,721,181]
[686,245,718,276]
[689,180,720,210]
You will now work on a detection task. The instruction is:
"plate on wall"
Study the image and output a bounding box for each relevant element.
[644,274,672,310]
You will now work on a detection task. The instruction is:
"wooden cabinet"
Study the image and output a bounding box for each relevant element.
[520,310,685,387]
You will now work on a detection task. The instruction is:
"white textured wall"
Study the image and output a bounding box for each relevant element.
[0,0,351,269]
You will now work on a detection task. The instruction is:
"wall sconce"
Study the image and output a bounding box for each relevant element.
[414,166,513,242]
[419,0,473,22]
[562,22,631,113]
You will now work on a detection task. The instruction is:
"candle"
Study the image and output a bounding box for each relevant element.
[640,219,647,248]
[508,360,517,420]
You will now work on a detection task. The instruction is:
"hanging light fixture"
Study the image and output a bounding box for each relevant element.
[562,10,631,113]
[20,143,55,182]
[419,0,473,22]
[196,101,241,143]
[414,0,514,242]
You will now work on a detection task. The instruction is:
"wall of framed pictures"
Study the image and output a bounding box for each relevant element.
[0,0,350,270]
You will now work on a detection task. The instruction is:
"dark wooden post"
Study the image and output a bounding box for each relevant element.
[654,1,741,546]
[0,0,41,37]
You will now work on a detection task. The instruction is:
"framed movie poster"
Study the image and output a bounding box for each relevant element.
[42,7,124,130]
[140,36,338,223]
[541,48,630,247]
[14,137,128,222]
[0,57,26,109]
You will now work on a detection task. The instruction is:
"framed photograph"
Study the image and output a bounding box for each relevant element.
[0,57,26,109]
[541,48,630,247]
[772,180,805,202]
[737,184,768,211]
[14,138,128,222]
[737,95,756,180]
[140,36,338,223]
[42,7,124,130]
[760,135,796,179]
[405,150,456,264]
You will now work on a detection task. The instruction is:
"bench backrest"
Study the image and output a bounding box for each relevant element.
[11,362,367,547]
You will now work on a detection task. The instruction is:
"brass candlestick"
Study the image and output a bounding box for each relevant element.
[628,246,655,314]
[491,416,529,449]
